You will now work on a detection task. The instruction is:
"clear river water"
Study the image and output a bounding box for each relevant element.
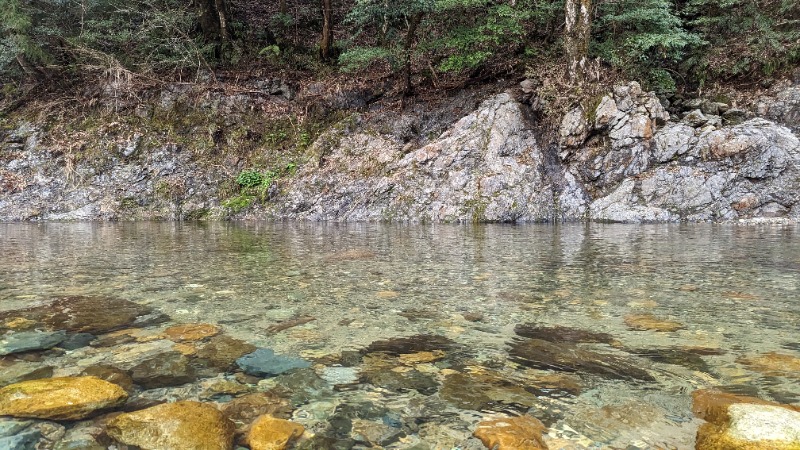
[0,222,798,449]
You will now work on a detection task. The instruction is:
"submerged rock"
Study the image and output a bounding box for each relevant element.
[162,323,222,342]
[59,333,96,350]
[439,371,539,411]
[52,422,106,450]
[0,418,40,450]
[0,296,164,335]
[106,401,235,450]
[362,334,456,356]
[245,415,305,450]
[195,335,257,371]
[236,348,311,377]
[0,361,53,387]
[80,365,134,392]
[629,347,713,373]
[360,354,439,395]
[514,324,616,345]
[0,427,41,450]
[221,392,294,429]
[129,350,197,389]
[508,338,654,381]
[737,352,800,378]
[0,376,128,420]
[0,331,67,356]
[473,415,548,450]
[624,314,684,332]
[693,389,800,450]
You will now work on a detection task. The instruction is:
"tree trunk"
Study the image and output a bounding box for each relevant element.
[564,0,592,84]
[320,0,334,61]
[403,12,423,98]
[279,0,287,14]
[214,0,230,41]
[195,0,230,42]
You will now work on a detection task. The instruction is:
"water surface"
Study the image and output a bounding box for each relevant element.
[1,222,798,448]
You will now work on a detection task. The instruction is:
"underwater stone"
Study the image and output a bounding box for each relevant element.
[0,376,128,420]
[0,427,41,450]
[236,348,311,377]
[693,390,800,450]
[106,401,235,450]
[58,333,95,350]
[0,331,67,356]
[514,324,616,344]
[195,335,257,371]
[508,338,655,381]
[162,323,222,342]
[624,314,685,332]
[473,415,548,450]
[220,392,293,429]
[245,415,305,450]
[0,296,162,335]
[362,334,456,356]
[737,352,800,378]
[0,418,35,437]
[129,351,197,389]
[0,362,54,388]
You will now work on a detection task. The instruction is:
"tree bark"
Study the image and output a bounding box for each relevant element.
[320,0,334,61]
[564,0,592,84]
[195,0,231,42]
[214,0,230,41]
[279,0,287,14]
[402,12,423,98]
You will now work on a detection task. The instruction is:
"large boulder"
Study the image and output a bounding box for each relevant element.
[0,377,128,420]
[589,118,800,222]
[272,93,586,222]
[106,401,235,450]
[693,389,800,450]
[0,296,165,335]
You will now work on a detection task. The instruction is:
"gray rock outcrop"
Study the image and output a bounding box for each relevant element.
[2,80,799,223]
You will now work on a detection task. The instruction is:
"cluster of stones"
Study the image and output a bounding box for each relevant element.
[1,295,799,449]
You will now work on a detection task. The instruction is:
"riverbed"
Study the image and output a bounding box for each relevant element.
[1,222,798,448]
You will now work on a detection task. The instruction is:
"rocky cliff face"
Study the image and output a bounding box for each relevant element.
[1,81,799,223]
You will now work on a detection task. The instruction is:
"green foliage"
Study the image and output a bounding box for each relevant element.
[592,0,702,93]
[236,170,266,189]
[225,163,297,213]
[340,0,539,82]
[432,2,532,72]
[222,194,254,213]
[0,0,795,104]
[684,0,800,81]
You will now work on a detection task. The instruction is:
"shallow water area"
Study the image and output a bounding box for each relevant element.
[1,222,799,449]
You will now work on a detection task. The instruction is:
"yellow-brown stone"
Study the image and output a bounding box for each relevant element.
[624,314,684,332]
[692,389,800,450]
[398,350,445,365]
[0,376,128,420]
[163,323,222,342]
[245,415,305,450]
[473,415,549,450]
[3,317,37,331]
[106,401,234,450]
[737,352,800,378]
[173,343,198,356]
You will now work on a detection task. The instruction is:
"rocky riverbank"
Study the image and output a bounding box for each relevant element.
[1,80,799,223]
